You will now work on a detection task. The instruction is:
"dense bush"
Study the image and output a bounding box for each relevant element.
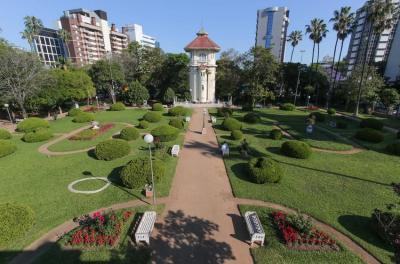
[281,140,312,159]
[0,140,17,158]
[94,139,130,160]
[168,106,189,117]
[143,112,162,123]
[279,103,295,111]
[16,117,49,133]
[247,157,283,184]
[360,118,383,130]
[68,108,83,117]
[169,118,185,129]
[73,112,95,123]
[0,129,11,140]
[152,103,164,111]
[120,156,165,189]
[22,129,53,143]
[336,120,348,129]
[138,120,149,129]
[151,125,179,142]
[386,142,400,156]
[119,127,139,141]
[0,203,34,247]
[309,112,326,122]
[355,128,384,143]
[217,107,233,117]
[222,117,242,131]
[270,129,283,140]
[243,112,261,124]
[327,108,336,115]
[231,130,243,140]
[109,102,126,111]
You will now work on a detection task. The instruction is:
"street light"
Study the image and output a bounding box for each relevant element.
[3,104,12,123]
[144,134,156,205]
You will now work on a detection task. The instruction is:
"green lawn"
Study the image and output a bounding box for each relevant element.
[214,108,399,263]
[339,110,400,130]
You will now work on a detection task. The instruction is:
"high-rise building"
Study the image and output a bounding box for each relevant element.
[122,24,159,48]
[33,27,67,67]
[385,21,400,82]
[255,7,289,62]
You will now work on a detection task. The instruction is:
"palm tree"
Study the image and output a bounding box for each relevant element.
[287,30,303,63]
[21,16,43,52]
[355,0,399,115]
[58,29,71,58]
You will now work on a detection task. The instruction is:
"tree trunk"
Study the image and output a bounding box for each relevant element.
[315,43,320,105]
[21,107,28,119]
[327,36,339,109]
[58,106,63,115]
[290,46,295,63]
[332,39,345,96]
[311,42,315,66]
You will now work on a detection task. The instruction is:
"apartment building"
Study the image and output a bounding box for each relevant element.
[33,27,67,67]
[122,24,159,48]
[384,20,400,82]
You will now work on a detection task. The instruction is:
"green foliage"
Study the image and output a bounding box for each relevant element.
[386,142,400,156]
[151,125,179,142]
[217,107,233,117]
[309,112,326,122]
[270,129,283,140]
[94,139,130,161]
[168,106,189,117]
[152,103,164,111]
[17,118,49,133]
[231,130,243,140]
[0,203,34,248]
[215,49,242,100]
[337,120,348,129]
[143,112,162,123]
[281,140,312,159]
[247,157,283,184]
[22,129,53,143]
[109,102,126,111]
[70,129,97,140]
[360,118,383,130]
[169,118,185,129]
[73,112,95,123]
[68,108,83,117]
[138,120,149,129]
[222,117,242,131]
[327,108,336,115]
[355,128,384,143]
[0,140,17,158]
[119,156,165,189]
[243,112,261,124]
[119,127,139,141]
[122,80,149,106]
[163,88,175,104]
[280,103,296,111]
[0,129,11,140]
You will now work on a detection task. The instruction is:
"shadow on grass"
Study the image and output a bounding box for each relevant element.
[230,163,251,183]
[87,149,97,159]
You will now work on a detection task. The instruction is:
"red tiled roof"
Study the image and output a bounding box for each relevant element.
[184,32,220,52]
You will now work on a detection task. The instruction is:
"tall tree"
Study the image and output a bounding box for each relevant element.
[122,80,149,106]
[215,49,242,101]
[21,16,43,52]
[287,30,303,63]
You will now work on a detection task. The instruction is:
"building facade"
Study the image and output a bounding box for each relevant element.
[33,27,67,67]
[122,24,159,48]
[384,20,400,82]
[184,28,220,103]
[255,7,289,62]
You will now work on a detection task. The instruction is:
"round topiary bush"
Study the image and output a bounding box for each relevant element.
[0,203,34,248]
[0,129,11,140]
[94,139,130,161]
[16,117,49,133]
[73,112,95,123]
[151,125,179,142]
[217,107,233,117]
[279,103,295,111]
[281,140,312,159]
[386,142,400,156]
[355,128,384,143]
[143,112,162,123]
[309,112,326,122]
[168,106,189,117]
[22,129,53,143]
[138,120,149,129]
[247,157,283,184]
[231,130,243,140]
[270,129,283,140]
[119,127,139,141]
[152,103,164,111]
[120,156,165,189]
[0,140,17,158]
[327,108,336,115]
[222,117,242,131]
[360,118,383,130]
[169,118,185,129]
[109,102,126,111]
[244,112,261,124]
[68,108,83,117]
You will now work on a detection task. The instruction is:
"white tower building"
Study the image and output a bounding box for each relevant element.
[184,28,220,103]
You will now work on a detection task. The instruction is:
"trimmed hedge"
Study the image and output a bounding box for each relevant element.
[94,139,130,160]
[386,142,400,156]
[143,112,162,123]
[217,107,233,117]
[16,117,49,133]
[138,120,149,129]
[222,117,242,131]
[169,118,185,129]
[120,127,139,141]
[360,118,383,131]
[152,103,164,111]
[327,108,336,115]
[243,112,261,124]
[68,108,83,117]
[0,140,17,158]
[73,112,95,123]
[0,203,34,248]
[151,125,179,142]
[22,129,53,143]
[109,102,126,111]
[281,140,312,159]
[309,112,326,122]
[355,128,384,143]
[0,129,11,140]
[247,157,283,184]
[168,106,189,117]
[120,156,165,189]
[280,103,295,111]
[270,129,283,140]
[231,130,243,140]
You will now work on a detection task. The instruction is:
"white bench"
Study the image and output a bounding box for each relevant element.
[211,116,217,124]
[135,211,156,245]
[221,143,229,156]
[171,145,180,157]
[244,211,265,246]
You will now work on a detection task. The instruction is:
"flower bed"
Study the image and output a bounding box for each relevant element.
[272,211,339,251]
[69,123,114,140]
[307,105,319,111]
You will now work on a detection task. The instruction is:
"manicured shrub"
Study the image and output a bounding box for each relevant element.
[120,156,165,189]
[0,140,17,158]
[119,127,139,141]
[73,112,95,123]
[168,106,189,117]
[327,108,336,115]
[109,102,125,111]
[217,107,233,117]
[68,108,83,117]
[360,118,383,131]
[279,103,295,111]
[309,112,326,122]
[355,128,384,143]
[337,120,348,129]
[386,142,400,156]
[281,140,312,159]
[143,112,162,123]
[16,117,49,133]
[22,129,53,143]
[138,120,149,129]
[231,130,243,140]
[152,103,164,111]
[0,129,11,140]
[270,129,283,140]
[94,139,130,161]
[151,125,179,142]
[247,157,283,184]
[0,203,34,247]
[243,112,261,124]
[222,117,242,131]
[169,118,185,129]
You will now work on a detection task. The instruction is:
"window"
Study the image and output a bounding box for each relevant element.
[199,53,207,62]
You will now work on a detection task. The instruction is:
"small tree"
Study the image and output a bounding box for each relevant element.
[123,80,149,106]
[163,88,175,105]
[380,88,400,115]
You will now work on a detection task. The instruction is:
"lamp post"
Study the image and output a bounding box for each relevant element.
[144,134,156,205]
[4,104,12,123]
[95,96,99,110]
[202,108,207,134]
[307,96,311,107]
[294,50,306,106]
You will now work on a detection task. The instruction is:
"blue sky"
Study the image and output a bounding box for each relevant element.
[0,0,366,64]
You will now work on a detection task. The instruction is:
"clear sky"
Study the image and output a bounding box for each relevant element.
[0,0,366,64]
